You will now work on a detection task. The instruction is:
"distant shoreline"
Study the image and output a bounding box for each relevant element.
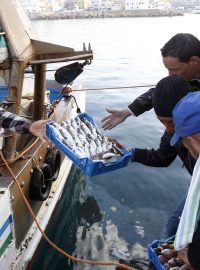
[30,9,183,20]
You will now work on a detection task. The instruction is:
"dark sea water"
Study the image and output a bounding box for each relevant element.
[30,14,199,269]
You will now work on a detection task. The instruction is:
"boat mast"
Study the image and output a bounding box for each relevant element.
[3,60,27,158]
[33,64,46,120]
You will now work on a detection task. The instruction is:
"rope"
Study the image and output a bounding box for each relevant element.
[0,151,137,270]
[0,80,150,166]
[70,85,155,91]
[0,138,39,166]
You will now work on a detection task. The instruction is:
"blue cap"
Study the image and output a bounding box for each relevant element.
[170,92,200,146]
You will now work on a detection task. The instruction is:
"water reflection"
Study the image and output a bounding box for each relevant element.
[30,166,139,270]
[30,166,86,270]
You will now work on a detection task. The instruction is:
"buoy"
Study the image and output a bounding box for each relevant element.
[45,148,61,181]
[30,164,52,201]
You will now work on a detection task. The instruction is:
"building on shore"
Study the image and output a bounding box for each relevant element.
[20,0,66,18]
[19,0,183,19]
[19,0,41,19]
[124,0,172,11]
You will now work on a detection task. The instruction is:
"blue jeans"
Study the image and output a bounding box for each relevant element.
[161,195,186,239]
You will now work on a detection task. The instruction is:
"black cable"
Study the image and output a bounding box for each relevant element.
[69,95,81,113]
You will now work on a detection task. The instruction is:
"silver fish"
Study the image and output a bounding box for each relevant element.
[51,125,74,149]
[82,117,98,138]
[88,144,96,156]
[57,125,75,146]
[83,143,90,157]
[86,138,97,151]
[106,142,113,151]
[96,128,106,139]
[82,117,95,131]
[80,122,92,136]
[87,133,96,141]
[62,121,80,142]
[91,151,121,163]
[51,125,63,141]
[77,127,87,140]
[70,118,79,130]
[94,138,103,153]
[72,146,86,158]
[75,116,82,125]
[77,135,88,146]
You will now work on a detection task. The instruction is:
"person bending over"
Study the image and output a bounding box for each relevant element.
[111,74,198,238]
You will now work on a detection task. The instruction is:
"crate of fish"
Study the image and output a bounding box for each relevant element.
[46,112,131,177]
[147,236,187,270]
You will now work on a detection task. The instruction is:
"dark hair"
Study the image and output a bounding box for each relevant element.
[153,74,198,117]
[161,33,200,63]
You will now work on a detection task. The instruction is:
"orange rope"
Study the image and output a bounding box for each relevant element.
[0,151,137,270]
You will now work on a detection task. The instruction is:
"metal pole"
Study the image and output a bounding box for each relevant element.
[33,64,46,120]
[2,60,26,159]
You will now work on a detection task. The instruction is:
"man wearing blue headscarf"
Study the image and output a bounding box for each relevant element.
[170,92,200,270]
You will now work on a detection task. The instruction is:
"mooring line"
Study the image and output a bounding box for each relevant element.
[71,84,155,91]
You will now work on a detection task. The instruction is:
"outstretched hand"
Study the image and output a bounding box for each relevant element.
[101,108,131,130]
[29,120,50,143]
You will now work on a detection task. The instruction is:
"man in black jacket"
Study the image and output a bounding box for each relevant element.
[101,33,200,179]
[101,33,200,130]
[101,33,200,238]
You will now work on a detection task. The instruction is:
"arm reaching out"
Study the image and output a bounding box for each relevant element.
[101,87,155,130]
[101,108,132,130]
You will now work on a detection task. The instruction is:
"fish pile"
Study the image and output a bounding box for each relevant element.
[50,116,122,162]
[154,240,192,270]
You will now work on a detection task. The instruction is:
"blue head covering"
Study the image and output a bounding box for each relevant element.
[170,92,200,146]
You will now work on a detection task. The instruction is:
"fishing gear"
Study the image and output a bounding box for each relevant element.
[55,60,91,84]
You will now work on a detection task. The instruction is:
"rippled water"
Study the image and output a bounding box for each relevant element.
[30,14,199,270]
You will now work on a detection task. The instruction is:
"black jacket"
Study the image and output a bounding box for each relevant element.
[129,80,200,175]
[133,130,196,175]
[128,80,200,117]
[188,221,200,270]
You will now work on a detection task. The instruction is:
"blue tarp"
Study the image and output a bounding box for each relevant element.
[0,87,63,103]
[0,86,7,101]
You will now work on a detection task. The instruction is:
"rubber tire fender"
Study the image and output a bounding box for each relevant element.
[30,164,52,201]
[45,148,61,181]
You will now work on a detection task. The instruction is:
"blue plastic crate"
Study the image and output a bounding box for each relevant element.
[46,112,131,177]
[147,236,175,270]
